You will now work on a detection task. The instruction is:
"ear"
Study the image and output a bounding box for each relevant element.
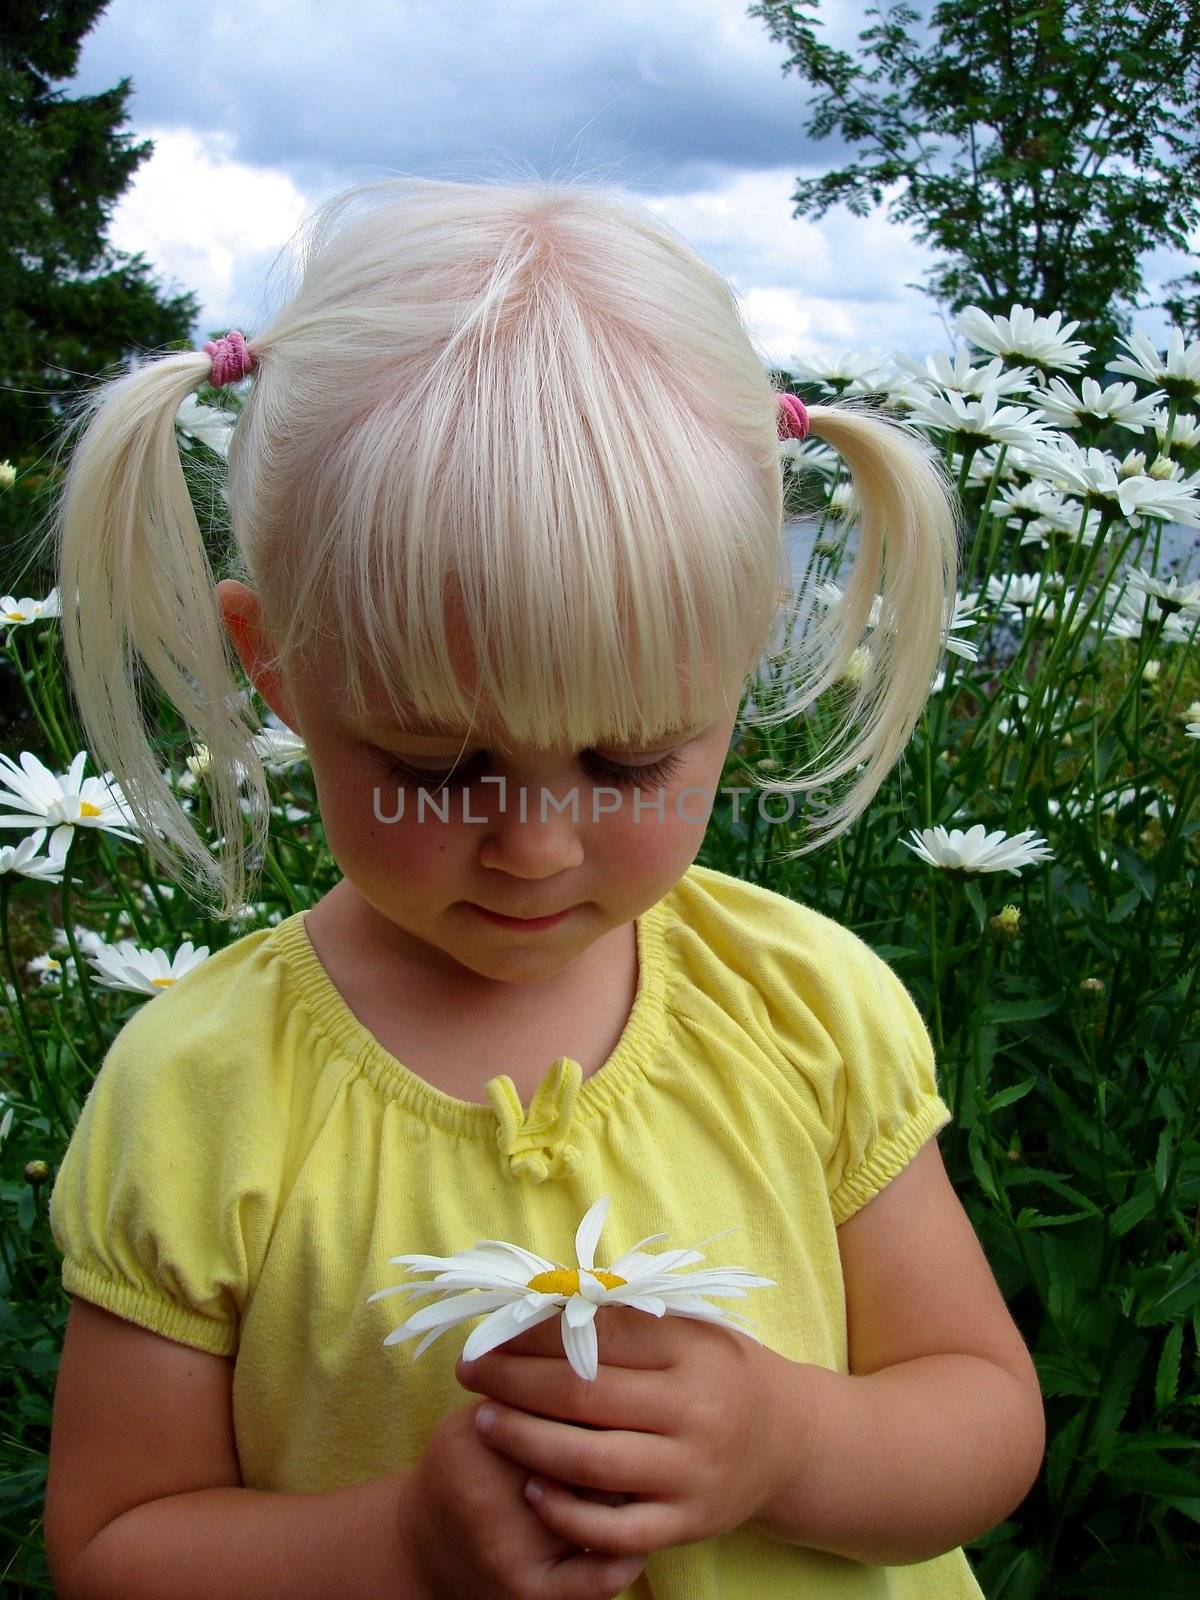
[213,579,301,735]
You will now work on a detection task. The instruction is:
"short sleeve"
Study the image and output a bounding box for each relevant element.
[49,986,284,1357]
[815,927,953,1226]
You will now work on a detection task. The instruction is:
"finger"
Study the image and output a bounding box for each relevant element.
[525,1474,682,1560]
[475,1402,670,1496]
[546,1547,649,1600]
[457,1352,667,1432]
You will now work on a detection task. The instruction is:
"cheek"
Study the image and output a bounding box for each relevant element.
[598,767,721,876]
[316,763,460,874]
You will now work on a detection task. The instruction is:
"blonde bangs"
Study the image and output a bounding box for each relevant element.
[244,187,782,747]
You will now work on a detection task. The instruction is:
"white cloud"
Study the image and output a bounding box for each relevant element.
[78,0,1191,362]
[104,127,308,335]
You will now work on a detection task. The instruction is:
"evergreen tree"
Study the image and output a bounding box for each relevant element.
[0,0,199,463]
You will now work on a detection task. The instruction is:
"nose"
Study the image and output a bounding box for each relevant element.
[476,772,586,877]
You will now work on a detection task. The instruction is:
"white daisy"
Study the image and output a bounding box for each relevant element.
[1024,439,1200,526]
[781,439,840,476]
[1,588,61,628]
[88,938,211,995]
[905,387,1048,450]
[1108,330,1200,403]
[253,724,308,770]
[984,573,1051,615]
[895,346,1035,399]
[0,828,71,884]
[1122,570,1200,618]
[369,1195,776,1383]
[0,751,141,854]
[994,480,1066,521]
[1033,378,1164,434]
[902,823,1054,875]
[176,394,236,457]
[26,952,65,987]
[788,350,894,392]
[963,443,1020,488]
[52,924,105,957]
[944,595,983,661]
[1153,410,1200,451]
[956,305,1091,373]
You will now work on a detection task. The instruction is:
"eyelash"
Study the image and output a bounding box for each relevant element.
[382,750,686,793]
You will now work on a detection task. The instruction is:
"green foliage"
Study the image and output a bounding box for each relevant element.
[748,0,1200,360]
[0,0,199,466]
[1,337,1199,1591]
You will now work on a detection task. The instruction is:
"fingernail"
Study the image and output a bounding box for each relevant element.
[526,1478,544,1503]
[475,1404,496,1433]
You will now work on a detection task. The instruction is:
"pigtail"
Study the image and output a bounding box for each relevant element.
[752,398,960,854]
[47,350,271,919]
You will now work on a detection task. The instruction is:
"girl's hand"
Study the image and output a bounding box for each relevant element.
[454,1304,803,1560]
[403,1395,649,1600]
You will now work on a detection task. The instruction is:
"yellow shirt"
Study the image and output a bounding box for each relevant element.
[50,862,984,1597]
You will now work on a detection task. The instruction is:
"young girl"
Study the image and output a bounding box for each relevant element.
[43,176,1044,1600]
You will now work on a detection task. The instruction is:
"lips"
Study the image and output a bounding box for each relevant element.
[470,903,576,928]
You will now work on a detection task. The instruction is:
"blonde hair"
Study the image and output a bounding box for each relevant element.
[46,174,958,919]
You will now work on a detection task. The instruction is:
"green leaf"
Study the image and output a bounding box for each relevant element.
[1102,1452,1200,1499]
[982,996,1062,1023]
[1055,1558,1200,1596]
[1113,845,1156,900]
[1136,1259,1200,1325]
[1015,1206,1095,1229]
[1109,1183,1159,1238]
[984,1079,1035,1112]
[967,1122,1000,1202]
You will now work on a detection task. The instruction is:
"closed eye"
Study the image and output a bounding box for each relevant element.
[380,749,686,792]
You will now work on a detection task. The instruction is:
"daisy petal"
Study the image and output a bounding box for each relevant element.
[387,1289,519,1338]
[561,1311,599,1381]
[609,1292,668,1316]
[467,1238,556,1275]
[574,1195,611,1272]
[564,1293,600,1329]
[462,1299,563,1361]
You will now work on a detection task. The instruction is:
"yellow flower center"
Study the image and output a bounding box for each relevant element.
[78,802,103,817]
[5,611,26,621]
[526,1267,627,1295]
[151,977,175,987]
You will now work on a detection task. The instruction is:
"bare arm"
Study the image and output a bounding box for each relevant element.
[753,1351,1045,1566]
[64,1474,418,1600]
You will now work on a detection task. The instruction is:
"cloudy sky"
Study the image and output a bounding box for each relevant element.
[73,0,1189,372]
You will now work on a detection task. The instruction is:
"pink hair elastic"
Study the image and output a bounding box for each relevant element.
[203,330,256,387]
[777,392,810,441]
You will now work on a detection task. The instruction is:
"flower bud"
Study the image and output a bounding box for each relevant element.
[24,1159,49,1184]
[1080,977,1105,1001]
[0,460,16,491]
[989,904,1021,941]
[1141,659,1162,684]
[839,645,872,689]
[1147,455,1176,481]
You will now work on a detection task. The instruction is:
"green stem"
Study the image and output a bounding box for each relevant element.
[58,833,108,1058]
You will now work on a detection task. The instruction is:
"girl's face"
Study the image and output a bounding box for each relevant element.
[216,581,744,988]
